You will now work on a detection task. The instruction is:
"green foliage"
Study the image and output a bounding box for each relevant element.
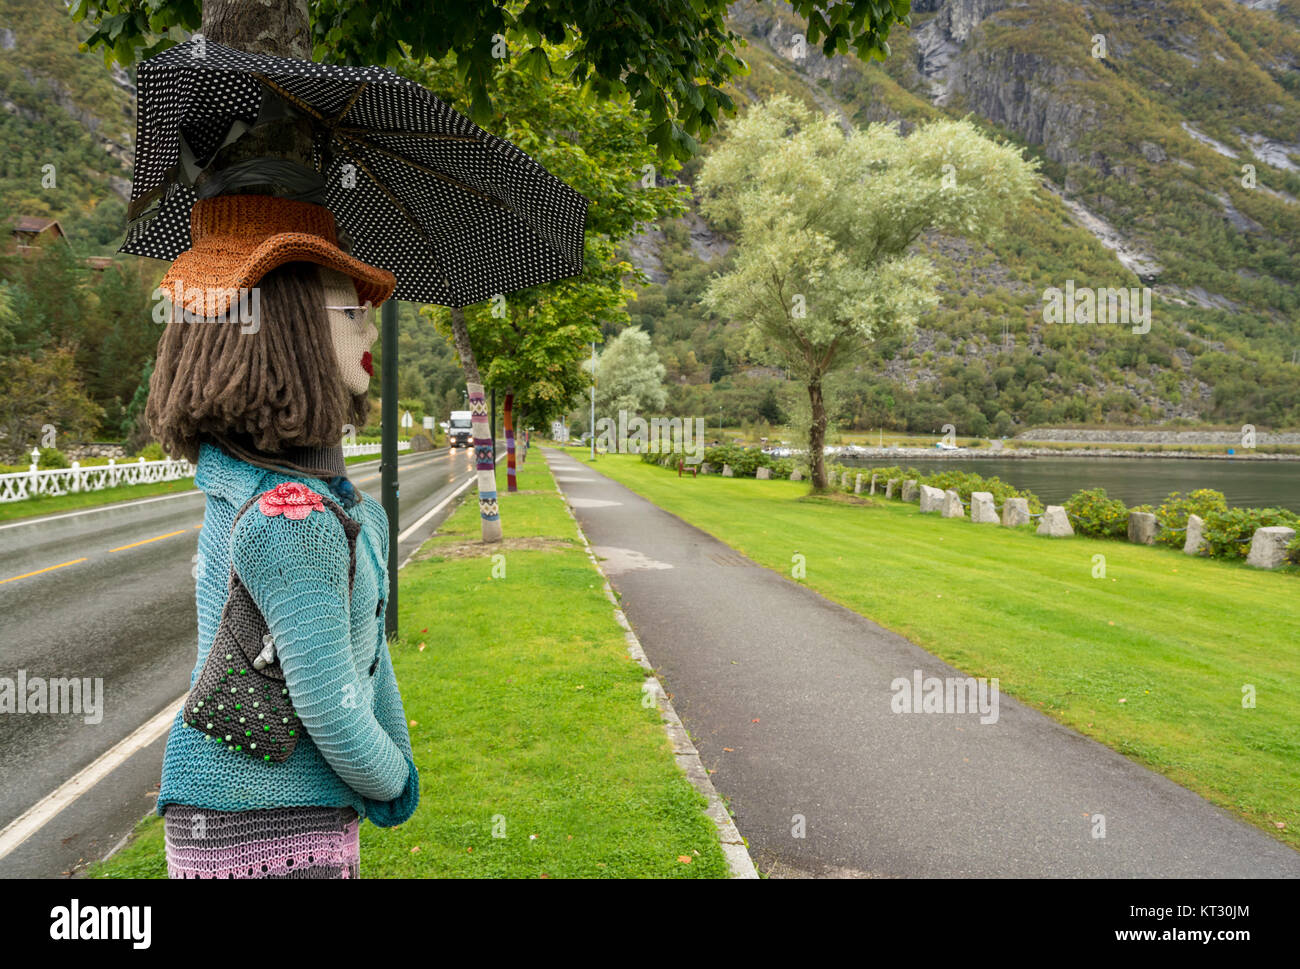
[1154,489,1229,548]
[1064,487,1129,539]
[36,446,69,469]
[594,325,668,416]
[134,441,165,461]
[1202,507,1300,560]
[697,94,1039,487]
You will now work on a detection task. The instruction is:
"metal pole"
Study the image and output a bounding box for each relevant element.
[381,299,399,637]
[590,341,596,461]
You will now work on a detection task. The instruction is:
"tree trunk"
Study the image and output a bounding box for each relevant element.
[503,390,517,492]
[450,307,502,542]
[196,2,315,194]
[808,379,828,490]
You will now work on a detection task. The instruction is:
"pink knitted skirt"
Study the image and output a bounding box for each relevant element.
[164,804,360,879]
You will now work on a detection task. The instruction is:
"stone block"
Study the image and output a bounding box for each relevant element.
[1127,511,1157,545]
[1001,498,1030,527]
[919,485,945,513]
[941,489,965,518]
[1183,514,1205,555]
[1246,526,1296,569]
[970,491,998,523]
[756,467,771,480]
[902,480,919,502]
[1036,505,1074,537]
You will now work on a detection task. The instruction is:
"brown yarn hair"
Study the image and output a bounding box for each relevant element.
[145,261,369,463]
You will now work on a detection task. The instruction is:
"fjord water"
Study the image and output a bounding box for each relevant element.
[843,455,1300,512]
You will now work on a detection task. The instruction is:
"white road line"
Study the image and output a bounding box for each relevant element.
[0,694,186,862]
[0,489,203,530]
[398,473,475,546]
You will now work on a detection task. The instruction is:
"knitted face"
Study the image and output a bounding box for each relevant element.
[321,268,378,396]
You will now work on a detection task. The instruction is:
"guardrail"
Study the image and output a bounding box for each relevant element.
[0,441,412,503]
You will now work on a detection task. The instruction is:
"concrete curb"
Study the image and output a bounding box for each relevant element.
[547,453,759,879]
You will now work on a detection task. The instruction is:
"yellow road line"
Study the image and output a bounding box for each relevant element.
[0,558,88,585]
[108,529,190,553]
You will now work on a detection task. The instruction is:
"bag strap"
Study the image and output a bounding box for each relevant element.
[228,486,362,595]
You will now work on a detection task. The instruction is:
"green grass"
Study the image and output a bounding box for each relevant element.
[88,455,728,878]
[584,453,1300,852]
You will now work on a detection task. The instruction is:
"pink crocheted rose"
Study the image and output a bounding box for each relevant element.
[258,482,325,520]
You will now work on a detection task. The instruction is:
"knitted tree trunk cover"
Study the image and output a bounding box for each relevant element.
[504,391,517,493]
[467,382,502,542]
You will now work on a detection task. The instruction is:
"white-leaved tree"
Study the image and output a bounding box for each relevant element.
[697,95,1040,488]
[592,325,669,417]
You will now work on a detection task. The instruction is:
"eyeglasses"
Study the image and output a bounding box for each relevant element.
[324,301,373,322]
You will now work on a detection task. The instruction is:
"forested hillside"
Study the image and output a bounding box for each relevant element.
[2,0,1298,460]
[625,0,1300,436]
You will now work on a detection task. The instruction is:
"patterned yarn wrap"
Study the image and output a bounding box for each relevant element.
[504,391,517,493]
[164,804,359,879]
[467,381,502,537]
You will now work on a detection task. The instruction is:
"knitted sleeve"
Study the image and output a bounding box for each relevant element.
[230,500,409,803]
[361,641,419,827]
[353,493,419,826]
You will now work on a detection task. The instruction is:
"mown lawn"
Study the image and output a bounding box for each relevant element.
[584,453,1300,852]
[90,456,728,878]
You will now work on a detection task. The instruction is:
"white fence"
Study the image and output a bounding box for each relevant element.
[0,441,412,503]
[0,457,195,503]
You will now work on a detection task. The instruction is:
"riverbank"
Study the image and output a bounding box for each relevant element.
[834,446,1300,461]
[581,453,1300,854]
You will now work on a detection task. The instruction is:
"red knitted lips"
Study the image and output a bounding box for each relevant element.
[257,482,326,520]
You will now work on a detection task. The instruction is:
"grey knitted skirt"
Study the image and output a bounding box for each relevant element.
[163,803,360,879]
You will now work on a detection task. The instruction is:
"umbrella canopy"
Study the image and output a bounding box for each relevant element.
[123,37,588,307]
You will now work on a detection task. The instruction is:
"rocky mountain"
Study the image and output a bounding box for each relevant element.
[3,0,1298,429]
[626,0,1300,431]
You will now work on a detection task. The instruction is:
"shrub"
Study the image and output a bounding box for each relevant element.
[1288,534,1300,566]
[1202,507,1300,560]
[37,447,70,469]
[1154,489,1228,548]
[1063,488,1129,538]
[134,441,166,461]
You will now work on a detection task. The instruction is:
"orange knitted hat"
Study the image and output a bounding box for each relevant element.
[159,194,396,319]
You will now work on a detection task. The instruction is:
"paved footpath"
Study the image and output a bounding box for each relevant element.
[545,449,1300,878]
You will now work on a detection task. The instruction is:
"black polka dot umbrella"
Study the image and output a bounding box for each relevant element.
[122,37,588,307]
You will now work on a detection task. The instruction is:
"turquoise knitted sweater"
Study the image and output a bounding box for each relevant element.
[156,442,419,827]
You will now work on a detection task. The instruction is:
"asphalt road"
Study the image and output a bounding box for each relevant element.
[546,449,1300,878]
[0,446,478,877]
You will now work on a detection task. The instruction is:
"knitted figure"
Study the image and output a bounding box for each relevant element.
[145,194,418,879]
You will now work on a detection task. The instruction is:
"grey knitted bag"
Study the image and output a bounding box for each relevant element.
[183,490,361,763]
